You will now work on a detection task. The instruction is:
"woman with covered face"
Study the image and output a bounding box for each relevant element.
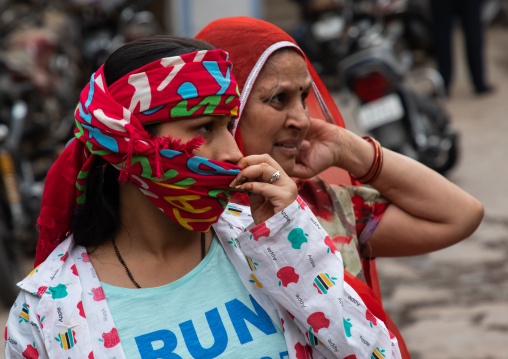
[197,16,484,357]
[5,36,401,359]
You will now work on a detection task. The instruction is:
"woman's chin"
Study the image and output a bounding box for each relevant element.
[274,157,295,176]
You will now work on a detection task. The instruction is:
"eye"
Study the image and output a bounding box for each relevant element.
[265,92,285,106]
[199,122,214,133]
[227,120,235,133]
[301,92,309,108]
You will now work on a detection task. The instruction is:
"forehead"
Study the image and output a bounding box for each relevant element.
[256,50,310,88]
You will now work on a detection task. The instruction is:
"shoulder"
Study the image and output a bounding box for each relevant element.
[17,236,84,297]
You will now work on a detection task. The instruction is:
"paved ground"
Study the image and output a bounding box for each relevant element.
[1,26,507,358]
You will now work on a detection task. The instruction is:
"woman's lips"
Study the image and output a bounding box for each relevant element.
[274,140,299,156]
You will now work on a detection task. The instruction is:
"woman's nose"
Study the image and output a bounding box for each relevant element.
[218,132,243,164]
[285,102,310,131]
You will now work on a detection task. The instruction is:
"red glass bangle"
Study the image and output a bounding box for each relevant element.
[350,136,384,184]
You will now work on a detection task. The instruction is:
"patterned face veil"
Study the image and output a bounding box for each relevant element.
[35,49,242,266]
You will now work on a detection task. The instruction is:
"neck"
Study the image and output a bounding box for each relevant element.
[87,182,211,288]
[117,182,201,257]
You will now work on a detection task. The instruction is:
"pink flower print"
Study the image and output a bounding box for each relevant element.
[296,196,308,210]
[77,301,86,318]
[344,355,357,359]
[250,222,271,241]
[307,312,330,333]
[59,252,69,262]
[277,266,299,287]
[366,309,377,327]
[287,310,295,320]
[91,287,106,301]
[281,318,285,332]
[22,344,39,359]
[88,351,94,359]
[81,252,91,262]
[36,286,48,297]
[294,342,312,359]
[71,264,78,276]
[101,328,120,348]
[324,236,339,254]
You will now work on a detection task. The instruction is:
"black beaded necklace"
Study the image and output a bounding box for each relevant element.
[112,232,206,289]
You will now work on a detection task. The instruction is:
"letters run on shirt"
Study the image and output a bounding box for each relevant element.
[132,295,288,359]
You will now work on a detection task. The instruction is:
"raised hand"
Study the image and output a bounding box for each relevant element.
[290,117,345,178]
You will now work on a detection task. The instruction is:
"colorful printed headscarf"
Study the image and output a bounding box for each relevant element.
[35,49,242,266]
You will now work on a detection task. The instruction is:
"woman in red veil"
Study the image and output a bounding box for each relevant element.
[197,16,484,358]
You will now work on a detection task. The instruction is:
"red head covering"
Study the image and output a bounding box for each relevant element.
[197,17,410,358]
[196,16,351,186]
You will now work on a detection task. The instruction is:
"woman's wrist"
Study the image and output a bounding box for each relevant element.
[334,130,377,177]
[349,137,383,184]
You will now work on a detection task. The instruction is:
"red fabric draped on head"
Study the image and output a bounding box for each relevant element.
[196,16,350,185]
[197,17,410,358]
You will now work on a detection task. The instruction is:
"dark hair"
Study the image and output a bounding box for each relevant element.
[103,36,215,86]
[72,36,216,249]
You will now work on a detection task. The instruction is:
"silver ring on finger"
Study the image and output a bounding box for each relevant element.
[268,170,281,184]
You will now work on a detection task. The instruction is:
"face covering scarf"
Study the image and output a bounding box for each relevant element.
[35,49,242,266]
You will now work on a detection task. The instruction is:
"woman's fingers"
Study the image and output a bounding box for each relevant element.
[232,154,298,224]
[231,163,284,188]
[236,154,283,172]
[232,154,286,187]
[235,180,294,199]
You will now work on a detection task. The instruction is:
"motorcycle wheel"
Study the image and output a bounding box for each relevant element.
[0,206,24,307]
[414,94,459,174]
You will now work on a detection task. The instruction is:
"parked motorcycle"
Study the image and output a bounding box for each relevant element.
[292,0,458,174]
[0,0,163,306]
[0,1,81,306]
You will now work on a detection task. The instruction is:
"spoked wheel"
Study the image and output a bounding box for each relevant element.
[0,206,24,307]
